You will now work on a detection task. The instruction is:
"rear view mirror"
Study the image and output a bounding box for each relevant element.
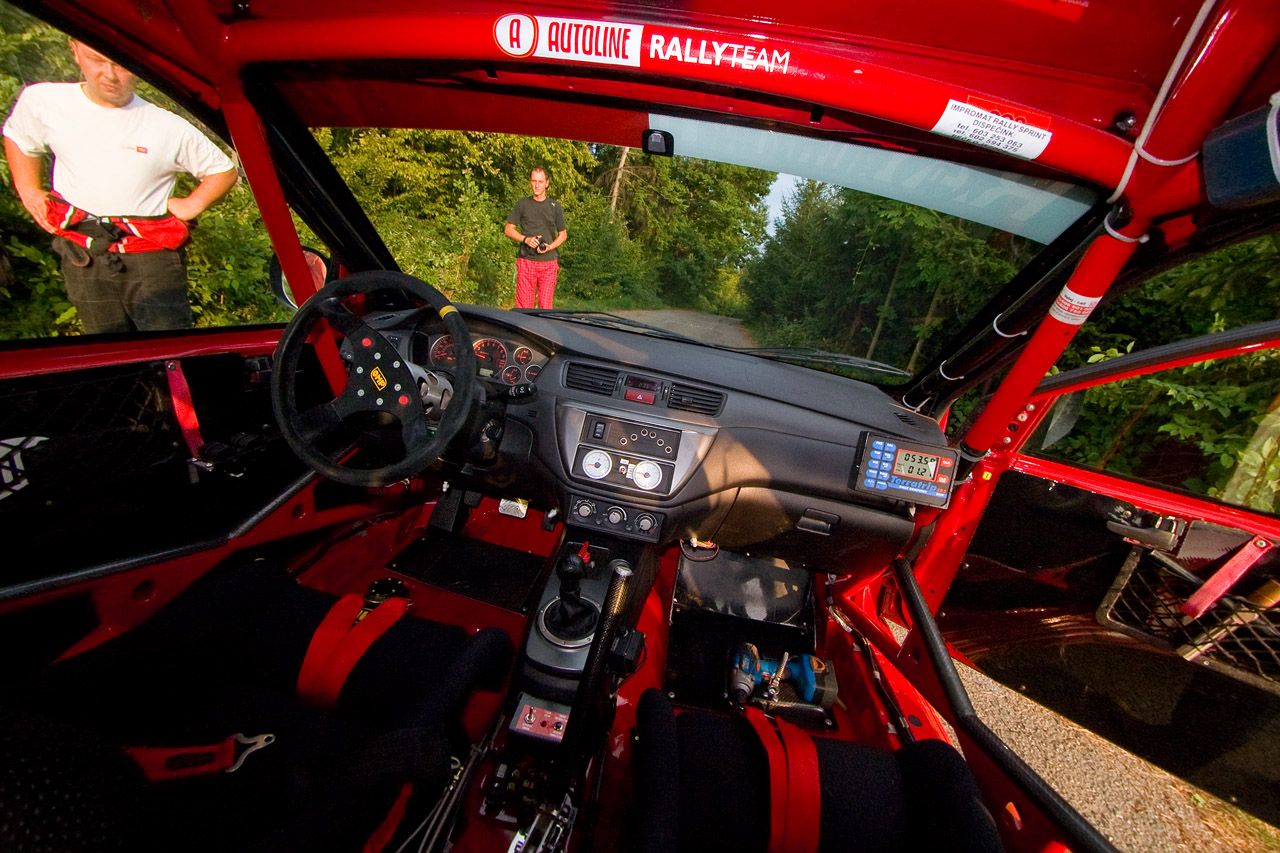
[268,247,331,310]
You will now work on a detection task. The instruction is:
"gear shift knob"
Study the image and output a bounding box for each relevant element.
[557,541,592,601]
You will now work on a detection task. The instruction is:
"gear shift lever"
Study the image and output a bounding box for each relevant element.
[544,542,600,641]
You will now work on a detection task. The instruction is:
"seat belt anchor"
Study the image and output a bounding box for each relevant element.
[226,732,276,773]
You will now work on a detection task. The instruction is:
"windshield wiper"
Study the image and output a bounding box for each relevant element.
[725,346,911,378]
[533,310,703,344]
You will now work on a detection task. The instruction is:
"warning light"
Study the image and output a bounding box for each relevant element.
[361,337,372,347]
[399,395,410,406]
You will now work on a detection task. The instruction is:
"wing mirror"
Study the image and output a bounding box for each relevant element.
[268,247,332,310]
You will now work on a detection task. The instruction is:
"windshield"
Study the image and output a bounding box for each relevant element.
[313,122,1085,384]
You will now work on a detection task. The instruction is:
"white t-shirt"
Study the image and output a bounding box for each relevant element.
[3,82,235,217]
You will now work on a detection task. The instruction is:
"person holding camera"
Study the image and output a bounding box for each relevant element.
[504,167,566,309]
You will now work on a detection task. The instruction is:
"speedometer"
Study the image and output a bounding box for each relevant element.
[429,335,456,367]
[472,338,508,379]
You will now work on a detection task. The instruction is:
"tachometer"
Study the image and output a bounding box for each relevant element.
[472,338,508,379]
[429,335,456,367]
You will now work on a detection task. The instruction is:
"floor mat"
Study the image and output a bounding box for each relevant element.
[391,533,548,612]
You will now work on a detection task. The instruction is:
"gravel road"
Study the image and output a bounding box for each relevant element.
[957,646,1280,851]
[614,309,755,348]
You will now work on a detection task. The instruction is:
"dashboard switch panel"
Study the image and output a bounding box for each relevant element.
[851,432,959,507]
[567,493,663,542]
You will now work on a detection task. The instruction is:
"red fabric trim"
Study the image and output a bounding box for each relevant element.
[125,737,236,781]
[297,593,365,703]
[164,360,205,457]
[297,595,410,709]
[744,708,789,853]
[43,193,190,253]
[310,597,410,708]
[776,719,822,853]
[361,782,415,853]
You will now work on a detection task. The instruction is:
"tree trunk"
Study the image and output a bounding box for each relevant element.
[1096,386,1161,469]
[609,147,630,216]
[866,242,909,361]
[906,280,944,373]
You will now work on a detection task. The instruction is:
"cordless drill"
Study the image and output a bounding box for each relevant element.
[728,642,838,709]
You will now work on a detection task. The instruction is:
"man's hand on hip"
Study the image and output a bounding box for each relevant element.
[166,195,203,221]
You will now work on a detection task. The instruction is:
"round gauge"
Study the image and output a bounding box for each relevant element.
[524,364,541,382]
[513,346,533,365]
[501,364,523,385]
[429,335,456,367]
[472,338,508,378]
[582,449,612,480]
[631,460,663,491]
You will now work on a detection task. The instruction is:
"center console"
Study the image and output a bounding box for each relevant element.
[555,403,716,542]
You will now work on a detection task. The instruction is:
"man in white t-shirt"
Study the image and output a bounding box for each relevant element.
[3,40,238,333]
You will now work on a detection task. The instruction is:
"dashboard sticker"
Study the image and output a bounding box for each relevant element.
[931,99,1052,160]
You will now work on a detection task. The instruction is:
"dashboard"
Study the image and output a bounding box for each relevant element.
[374,305,954,576]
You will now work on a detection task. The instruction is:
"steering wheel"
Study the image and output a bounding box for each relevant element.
[271,270,477,487]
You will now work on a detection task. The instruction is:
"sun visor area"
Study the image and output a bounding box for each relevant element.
[648,114,1098,243]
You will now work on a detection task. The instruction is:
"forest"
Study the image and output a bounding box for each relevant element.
[0,2,1277,513]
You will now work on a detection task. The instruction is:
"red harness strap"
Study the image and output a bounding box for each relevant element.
[775,718,822,853]
[297,594,410,708]
[125,738,237,781]
[744,707,790,853]
[743,708,824,853]
[361,782,415,853]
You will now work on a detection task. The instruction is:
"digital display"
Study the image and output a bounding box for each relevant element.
[893,450,939,480]
[625,375,662,393]
[854,433,958,508]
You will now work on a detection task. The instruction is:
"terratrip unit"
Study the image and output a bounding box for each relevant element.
[850,432,959,507]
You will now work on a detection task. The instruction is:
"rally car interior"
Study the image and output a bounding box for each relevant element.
[2,1,1280,852]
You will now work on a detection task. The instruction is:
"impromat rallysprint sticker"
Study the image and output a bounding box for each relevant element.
[1049,286,1101,325]
[931,99,1052,160]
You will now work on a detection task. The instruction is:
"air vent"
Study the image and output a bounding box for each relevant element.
[895,411,921,428]
[565,363,620,396]
[668,383,725,416]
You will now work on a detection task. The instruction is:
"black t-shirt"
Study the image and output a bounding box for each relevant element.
[507,196,567,261]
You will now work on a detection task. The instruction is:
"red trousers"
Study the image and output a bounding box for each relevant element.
[515,258,558,309]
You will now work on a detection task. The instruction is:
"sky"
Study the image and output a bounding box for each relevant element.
[764,173,802,235]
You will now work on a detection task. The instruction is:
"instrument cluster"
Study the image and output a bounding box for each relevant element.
[422,331,547,386]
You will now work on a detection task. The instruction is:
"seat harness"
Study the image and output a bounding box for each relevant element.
[743,707,823,853]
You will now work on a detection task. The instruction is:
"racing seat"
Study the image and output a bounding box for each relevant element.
[0,557,512,853]
[632,688,1004,853]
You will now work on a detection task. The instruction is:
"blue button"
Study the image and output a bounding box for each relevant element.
[870,450,882,460]
[885,443,897,452]
[877,471,889,480]
[863,478,876,488]
[872,440,884,450]
[875,482,887,490]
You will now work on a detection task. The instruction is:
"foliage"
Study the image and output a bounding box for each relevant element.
[1025,235,1280,515]
[742,182,1028,374]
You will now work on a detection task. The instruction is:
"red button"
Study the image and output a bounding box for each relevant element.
[940,458,954,467]
[399,395,410,406]
[361,337,373,347]
[625,389,655,404]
